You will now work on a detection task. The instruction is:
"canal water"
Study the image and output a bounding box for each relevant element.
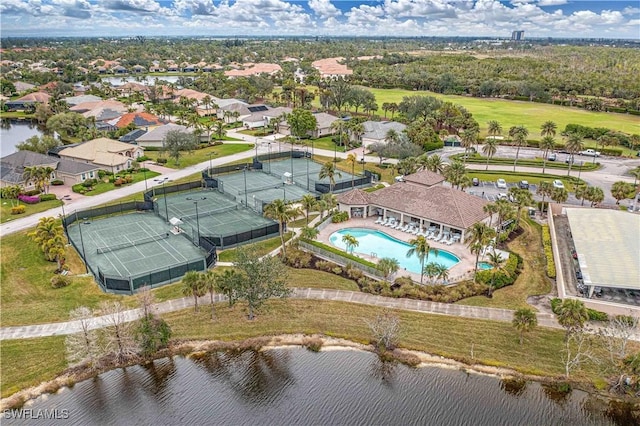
[11,348,628,425]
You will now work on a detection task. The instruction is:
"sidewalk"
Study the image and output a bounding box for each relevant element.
[0,288,562,341]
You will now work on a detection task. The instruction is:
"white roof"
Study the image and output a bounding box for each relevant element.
[566,208,640,290]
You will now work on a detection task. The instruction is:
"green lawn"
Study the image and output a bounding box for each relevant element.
[290,213,319,228]
[1,199,62,224]
[84,170,160,196]
[151,144,254,169]
[457,218,552,310]
[0,231,129,327]
[314,154,396,184]
[217,233,293,262]
[0,298,594,398]
[309,86,640,136]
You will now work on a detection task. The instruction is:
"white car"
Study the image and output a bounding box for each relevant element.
[553,179,565,189]
[496,179,507,189]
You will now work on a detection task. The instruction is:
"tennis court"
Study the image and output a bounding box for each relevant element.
[264,157,361,191]
[66,212,206,292]
[216,170,311,207]
[155,189,280,248]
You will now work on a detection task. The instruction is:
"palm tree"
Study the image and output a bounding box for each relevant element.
[435,263,449,284]
[564,132,584,177]
[203,270,220,320]
[22,166,46,193]
[331,120,347,149]
[406,235,437,285]
[425,262,440,285]
[377,257,399,283]
[508,125,529,172]
[487,120,502,141]
[483,202,499,228]
[584,186,604,207]
[536,181,553,213]
[182,270,206,312]
[460,128,477,164]
[540,120,557,139]
[482,138,498,171]
[28,216,66,270]
[423,154,445,174]
[346,153,357,188]
[551,187,569,204]
[300,226,319,240]
[508,187,534,228]
[485,250,508,296]
[512,308,538,345]
[385,128,400,145]
[214,120,225,140]
[319,161,341,193]
[556,299,589,338]
[574,184,588,206]
[539,135,555,175]
[301,194,316,225]
[263,199,298,256]
[610,181,635,205]
[465,222,496,282]
[444,160,467,189]
[342,234,359,254]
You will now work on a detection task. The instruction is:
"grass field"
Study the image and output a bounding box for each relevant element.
[309,86,640,136]
[0,230,128,327]
[314,154,396,184]
[84,170,160,196]
[0,298,592,398]
[217,232,293,262]
[153,143,254,169]
[1,199,62,224]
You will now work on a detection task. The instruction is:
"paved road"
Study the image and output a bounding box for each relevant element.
[0,287,561,340]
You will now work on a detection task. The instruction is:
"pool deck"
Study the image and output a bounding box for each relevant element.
[318,217,480,285]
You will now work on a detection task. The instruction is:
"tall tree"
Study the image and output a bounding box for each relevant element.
[564,132,585,177]
[486,250,508,297]
[287,108,317,140]
[482,138,498,171]
[508,187,534,228]
[300,194,317,225]
[508,125,529,172]
[377,257,399,283]
[342,233,359,254]
[346,153,357,188]
[319,161,342,193]
[65,306,100,367]
[163,130,199,166]
[540,120,557,138]
[539,135,556,175]
[443,160,467,189]
[465,222,496,282]
[584,186,604,207]
[512,308,538,346]
[487,120,502,141]
[264,199,300,257]
[536,181,553,213]
[98,301,138,364]
[406,235,436,285]
[220,247,291,320]
[182,270,206,312]
[610,181,635,205]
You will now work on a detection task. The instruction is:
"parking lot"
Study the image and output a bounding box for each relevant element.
[466,180,538,203]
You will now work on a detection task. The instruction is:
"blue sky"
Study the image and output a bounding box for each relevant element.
[1,1,639,38]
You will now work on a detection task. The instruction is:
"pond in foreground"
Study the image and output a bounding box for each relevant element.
[13,348,628,425]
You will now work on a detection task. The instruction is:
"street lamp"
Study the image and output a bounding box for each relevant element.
[141,161,148,191]
[154,177,171,222]
[59,197,68,239]
[186,197,206,243]
[77,219,89,273]
[208,152,215,174]
[267,142,272,173]
[243,166,248,208]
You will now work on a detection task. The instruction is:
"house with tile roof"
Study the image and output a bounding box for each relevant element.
[4,91,51,111]
[1,151,99,189]
[278,112,340,138]
[337,175,493,241]
[107,112,165,130]
[241,106,292,129]
[360,121,407,148]
[134,123,207,148]
[58,138,144,174]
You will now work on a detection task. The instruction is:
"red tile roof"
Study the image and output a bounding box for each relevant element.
[111,112,164,129]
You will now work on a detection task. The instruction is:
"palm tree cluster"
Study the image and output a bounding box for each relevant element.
[28,216,66,271]
[23,165,55,194]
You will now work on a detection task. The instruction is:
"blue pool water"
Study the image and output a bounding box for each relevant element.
[329,228,460,274]
[478,262,493,270]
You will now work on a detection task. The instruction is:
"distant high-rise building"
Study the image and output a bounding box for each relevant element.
[511,31,525,41]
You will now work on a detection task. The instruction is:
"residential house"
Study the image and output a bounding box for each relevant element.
[132,65,146,73]
[278,112,340,138]
[64,94,102,107]
[0,150,99,188]
[312,57,353,79]
[224,63,282,78]
[58,138,144,174]
[360,120,407,148]
[107,112,165,130]
[134,123,207,148]
[4,91,51,111]
[242,106,292,129]
[216,99,250,122]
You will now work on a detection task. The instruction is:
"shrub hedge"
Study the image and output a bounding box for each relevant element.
[331,211,349,223]
[38,194,57,202]
[11,205,26,215]
[550,298,609,322]
[541,225,556,278]
[51,179,64,186]
[474,252,522,289]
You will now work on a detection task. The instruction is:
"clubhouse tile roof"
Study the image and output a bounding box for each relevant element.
[403,170,446,187]
[337,188,371,205]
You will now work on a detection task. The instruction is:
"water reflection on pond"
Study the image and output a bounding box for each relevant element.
[14,348,635,425]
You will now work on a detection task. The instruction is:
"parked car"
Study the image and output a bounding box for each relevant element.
[497,193,508,201]
[580,149,600,157]
[519,180,529,190]
[553,179,565,189]
[575,270,583,280]
[548,153,557,161]
[472,177,480,186]
[565,156,575,164]
[496,178,507,189]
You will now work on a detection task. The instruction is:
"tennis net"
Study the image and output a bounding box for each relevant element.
[238,183,284,196]
[181,204,238,220]
[97,233,169,254]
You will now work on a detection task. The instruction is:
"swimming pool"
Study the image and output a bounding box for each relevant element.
[329,228,460,274]
[478,262,493,270]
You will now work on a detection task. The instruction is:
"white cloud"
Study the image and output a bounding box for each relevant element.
[537,0,567,6]
[308,0,341,19]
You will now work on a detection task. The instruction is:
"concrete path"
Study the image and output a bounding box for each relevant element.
[0,288,561,341]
